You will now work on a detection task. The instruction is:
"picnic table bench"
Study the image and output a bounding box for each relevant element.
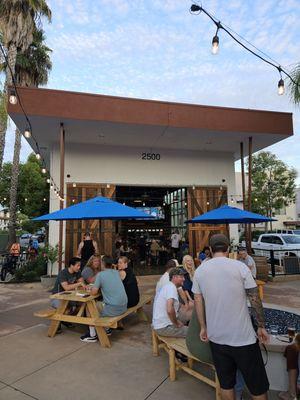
[34,292,153,348]
[152,330,221,400]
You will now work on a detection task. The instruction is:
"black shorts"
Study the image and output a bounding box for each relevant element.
[210,341,269,396]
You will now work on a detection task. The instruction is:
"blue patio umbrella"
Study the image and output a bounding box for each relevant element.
[186,205,276,224]
[33,196,155,221]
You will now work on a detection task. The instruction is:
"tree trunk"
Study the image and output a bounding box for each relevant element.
[8,128,21,246]
[0,43,17,171]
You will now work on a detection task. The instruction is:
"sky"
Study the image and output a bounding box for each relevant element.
[3,0,300,183]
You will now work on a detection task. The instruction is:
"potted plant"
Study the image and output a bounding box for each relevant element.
[40,244,60,288]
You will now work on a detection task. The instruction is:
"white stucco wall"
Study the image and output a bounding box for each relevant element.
[49,143,238,272]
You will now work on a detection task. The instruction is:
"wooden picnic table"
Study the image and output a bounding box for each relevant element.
[47,291,113,347]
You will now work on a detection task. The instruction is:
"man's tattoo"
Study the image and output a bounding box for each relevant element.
[246,287,265,328]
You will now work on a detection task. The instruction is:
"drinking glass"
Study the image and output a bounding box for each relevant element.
[269,325,278,337]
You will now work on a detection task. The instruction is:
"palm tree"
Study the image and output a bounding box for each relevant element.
[289,65,300,105]
[0,0,51,169]
[8,28,52,244]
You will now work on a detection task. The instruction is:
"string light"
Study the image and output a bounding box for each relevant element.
[43,198,46,202]
[50,184,54,190]
[72,183,77,188]
[192,185,195,190]
[190,4,300,95]
[24,129,31,138]
[143,202,146,206]
[206,201,210,205]
[47,178,50,183]
[41,168,46,174]
[35,153,41,160]
[9,88,17,105]
[106,184,110,188]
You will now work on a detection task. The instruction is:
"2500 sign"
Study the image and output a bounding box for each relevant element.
[141,152,161,160]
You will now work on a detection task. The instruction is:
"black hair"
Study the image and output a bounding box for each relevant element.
[203,246,210,252]
[69,257,81,267]
[102,255,114,269]
[165,259,177,271]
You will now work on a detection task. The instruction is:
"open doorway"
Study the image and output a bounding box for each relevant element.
[115,185,188,274]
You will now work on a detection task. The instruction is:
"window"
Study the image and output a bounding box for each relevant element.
[260,236,271,243]
[282,235,300,244]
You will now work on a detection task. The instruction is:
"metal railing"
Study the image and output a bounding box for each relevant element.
[252,248,300,277]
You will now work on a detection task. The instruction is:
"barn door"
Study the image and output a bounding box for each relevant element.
[66,184,116,264]
[187,186,228,257]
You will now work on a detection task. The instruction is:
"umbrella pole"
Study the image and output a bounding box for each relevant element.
[246,137,253,254]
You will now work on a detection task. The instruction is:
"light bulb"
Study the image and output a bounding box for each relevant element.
[43,198,46,202]
[41,168,46,174]
[47,178,50,183]
[9,89,17,105]
[50,184,53,189]
[192,185,195,190]
[24,129,31,138]
[106,184,110,188]
[278,78,284,95]
[123,202,126,205]
[206,201,210,205]
[211,35,219,54]
[36,153,41,160]
[143,202,145,206]
[72,199,75,203]
[72,182,76,188]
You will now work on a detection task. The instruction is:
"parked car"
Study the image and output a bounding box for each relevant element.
[242,233,300,262]
[19,233,32,248]
[34,230,45,243]
[275,229,300,235]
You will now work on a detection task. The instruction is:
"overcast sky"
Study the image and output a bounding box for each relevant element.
[3,0,300,183]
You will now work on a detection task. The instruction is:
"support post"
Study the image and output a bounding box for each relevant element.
[240,142,246,210]
[58,123,65,271]
[247,137,253,254]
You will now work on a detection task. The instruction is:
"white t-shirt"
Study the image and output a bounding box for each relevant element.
[152,282,179,329]
[192,257,257,346]
[241,255,257,278]
[156,271,170,293]
[171,233,181,248]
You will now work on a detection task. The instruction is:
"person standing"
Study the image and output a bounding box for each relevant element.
[171,229,181,259]
[238,248,257,278]
[193,234,269,400]
[77,232,98,270]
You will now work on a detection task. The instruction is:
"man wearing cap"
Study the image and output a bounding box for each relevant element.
[193,234,269,400]
[152,267,189,337]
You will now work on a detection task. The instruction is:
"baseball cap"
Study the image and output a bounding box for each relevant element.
[209,234,230,248]
[169,267,185,280]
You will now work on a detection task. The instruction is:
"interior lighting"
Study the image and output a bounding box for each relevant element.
[36,153,41,160]
[41,168,46,174]
[192,185,195,190]
[184,201,187,206]
[72,183,77,188]
[206,201,210,205]
[143,202,145,206]
[24,129,31,138]
[163,202,166,206]
[72,199,75,203]
[123,202,126,205]
[106,184,110,188]
[9,88,17,105]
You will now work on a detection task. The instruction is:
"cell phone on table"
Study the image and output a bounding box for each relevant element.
[81,294,89,298]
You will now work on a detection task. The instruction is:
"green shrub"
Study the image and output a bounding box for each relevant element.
[14,251,47,282]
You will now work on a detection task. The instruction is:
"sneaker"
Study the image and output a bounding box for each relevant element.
[175,351,188,363]
[105,328,112,336]
[62,321,74,328]
[80,332,98,343]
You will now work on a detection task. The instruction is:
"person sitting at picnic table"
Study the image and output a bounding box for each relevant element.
[181,255,196,302]
[238,247,257,278]
[80,255,128,343]
[81,255,102,284]
[51,257,85,308]
[152,267,190,338]
[198,246,212,263]
[117,256,140,308]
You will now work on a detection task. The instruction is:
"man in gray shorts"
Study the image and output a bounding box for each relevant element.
[152,267,188,338]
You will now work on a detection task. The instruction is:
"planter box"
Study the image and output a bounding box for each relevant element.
[40,275,57,289]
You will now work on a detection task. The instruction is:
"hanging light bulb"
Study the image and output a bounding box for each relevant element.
[254,198,258,202]
[36,153,41,160]
[3,197,7,201]
[72,199,75,203]
[184,201,187,206]
[123,202,126,205]
[278,78,284,95]
[211,34,219,54]
[41,168,46,174]
[72,182,77,188]
[50,184,53,190]
[163,202,166,206]
[24,129,31,138]
[25,198,28,202]
[206,201,210,205]
[192,185,195,190]
[46,178,50,184]
[9,88,17,105]
[43,198,47,202]
[106,184,110,188]
[143,202,145,206]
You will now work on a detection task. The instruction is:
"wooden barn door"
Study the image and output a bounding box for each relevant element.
[65,184,116,264]
[187,187,228,257]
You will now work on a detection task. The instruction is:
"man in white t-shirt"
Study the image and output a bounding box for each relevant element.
[171,230,181,258]
[238,248,257,278]
[192,234,269,400]
[152,267,188,337]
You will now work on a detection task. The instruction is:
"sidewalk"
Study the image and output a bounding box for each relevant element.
[0,277,298,399]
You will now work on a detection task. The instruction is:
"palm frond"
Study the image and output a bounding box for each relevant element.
[288,64,300,105]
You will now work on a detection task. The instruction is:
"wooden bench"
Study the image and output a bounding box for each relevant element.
[35,293,153,348]
[152,330,221,400]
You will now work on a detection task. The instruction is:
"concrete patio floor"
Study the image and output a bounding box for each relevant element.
[0,276,299,400]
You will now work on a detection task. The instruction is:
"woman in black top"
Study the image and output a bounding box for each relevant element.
[117,256,140,308]
[77,232,98,270]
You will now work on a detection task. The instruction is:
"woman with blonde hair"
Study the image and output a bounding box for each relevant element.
[182,255,196,302]
[81,255,101,284]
